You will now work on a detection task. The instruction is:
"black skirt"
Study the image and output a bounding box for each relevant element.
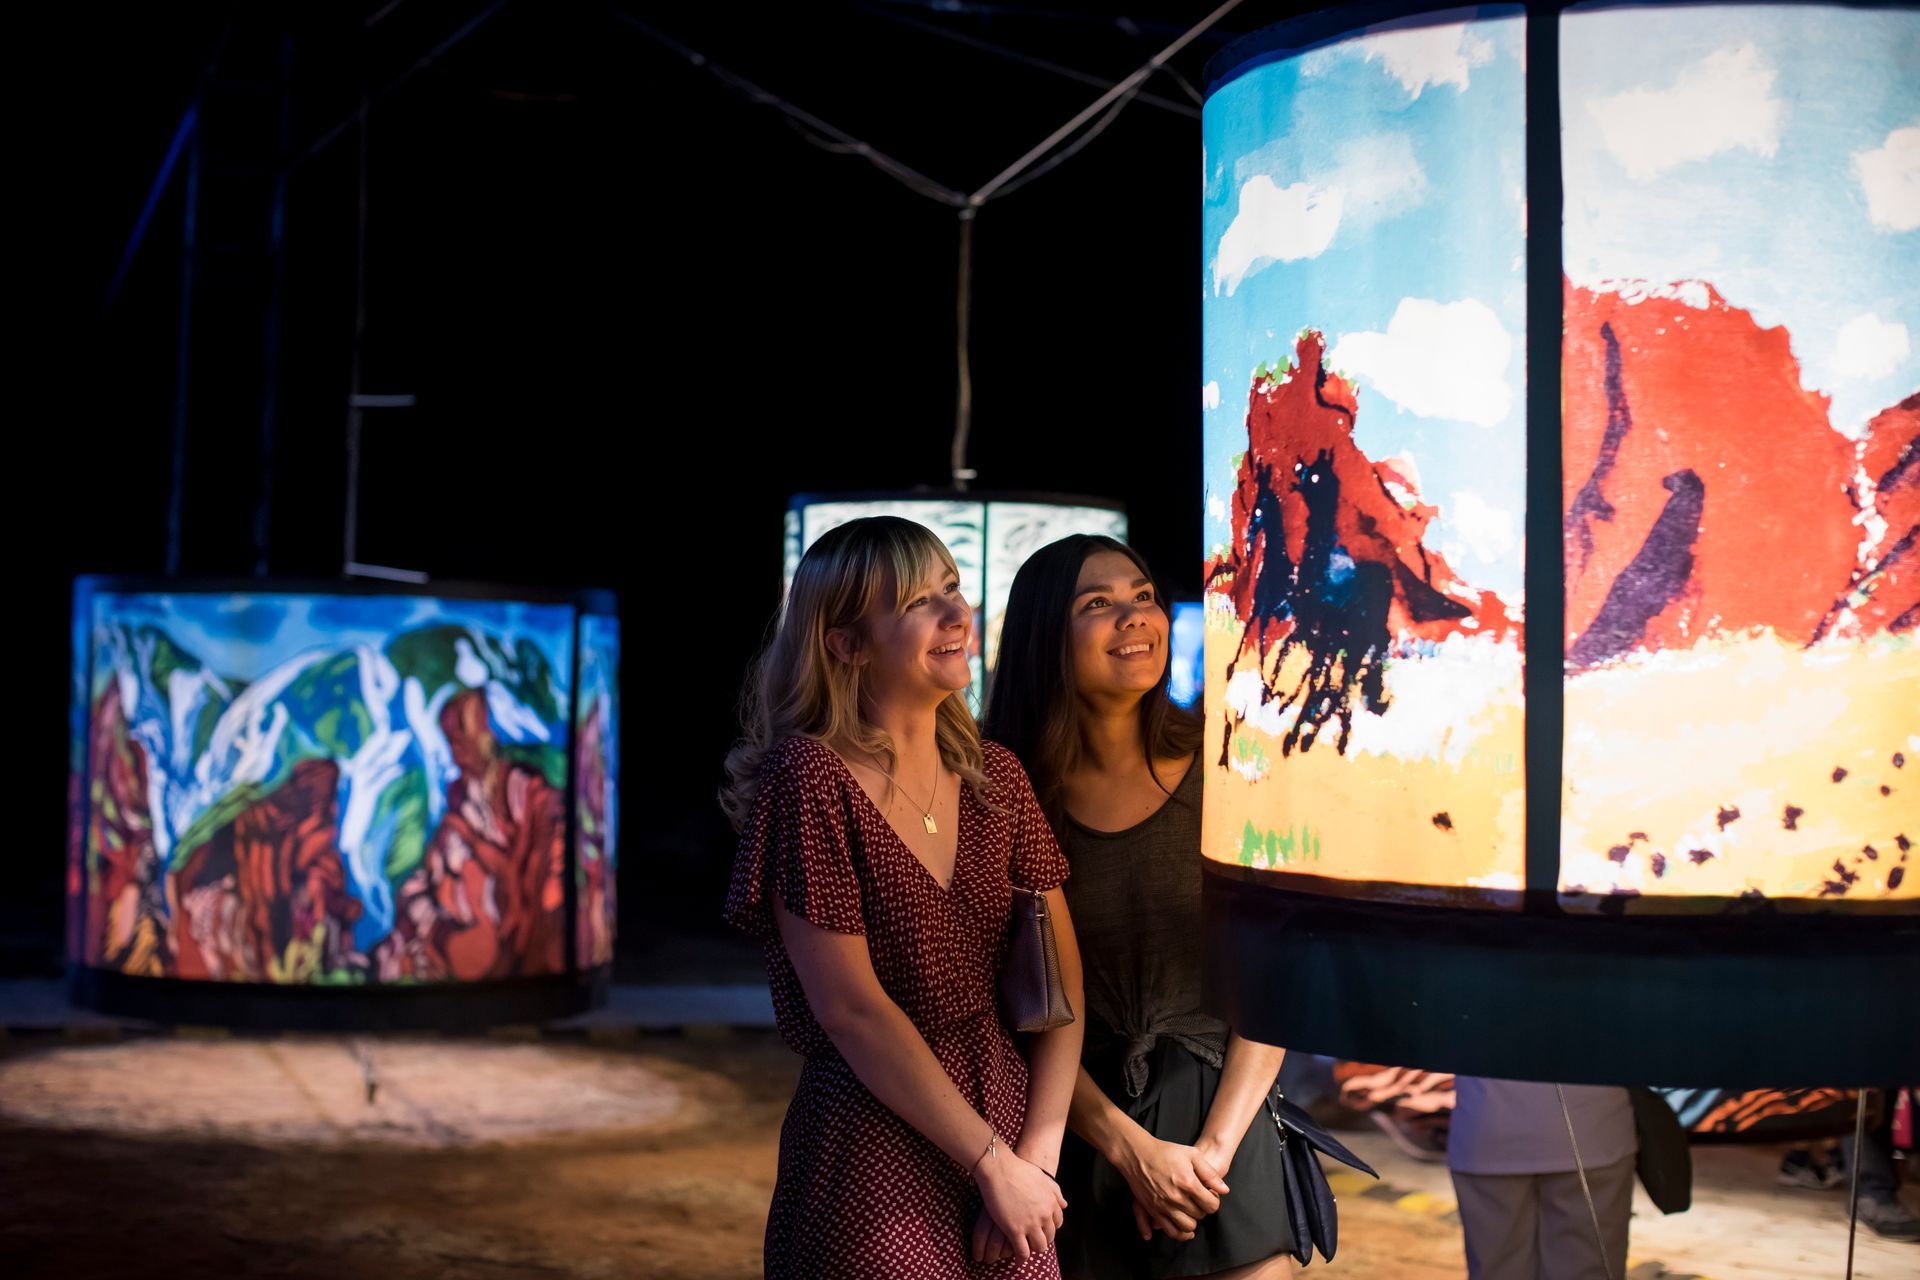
[1055,1040,1296,1279]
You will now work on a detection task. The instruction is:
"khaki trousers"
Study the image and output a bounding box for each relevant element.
[1450,1155,1634,1280]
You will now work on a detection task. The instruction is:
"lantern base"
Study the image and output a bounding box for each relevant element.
[1202,869,1919,1088]
[67,965,608,1032]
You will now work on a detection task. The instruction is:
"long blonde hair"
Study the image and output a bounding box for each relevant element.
[720,516,990,831]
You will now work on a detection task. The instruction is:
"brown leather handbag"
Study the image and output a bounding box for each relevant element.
[1000,884,1074,1032]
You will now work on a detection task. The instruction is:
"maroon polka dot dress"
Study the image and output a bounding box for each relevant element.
[725,736,1070,1279]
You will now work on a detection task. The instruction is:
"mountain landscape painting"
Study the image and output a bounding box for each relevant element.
[74,590,582,983]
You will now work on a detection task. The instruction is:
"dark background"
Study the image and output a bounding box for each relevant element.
[17,0,1307,979]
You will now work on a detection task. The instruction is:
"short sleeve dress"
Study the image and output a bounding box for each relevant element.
[724,736,1071,1280]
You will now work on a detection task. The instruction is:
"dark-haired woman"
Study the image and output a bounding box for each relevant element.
[986,535,1293,1280]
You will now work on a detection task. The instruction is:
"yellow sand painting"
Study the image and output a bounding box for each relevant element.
[1201,600,1528,897]
[1561,631,1918,907]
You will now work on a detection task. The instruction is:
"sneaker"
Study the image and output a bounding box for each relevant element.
[1778,1149,1843,1190]
[1858,1195,1920,1242]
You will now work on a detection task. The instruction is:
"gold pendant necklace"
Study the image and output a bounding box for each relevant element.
[876,758,940,835]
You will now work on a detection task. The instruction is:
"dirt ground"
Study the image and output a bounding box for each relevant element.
[1,1031,796,1280]
[0,1031,1905,1279]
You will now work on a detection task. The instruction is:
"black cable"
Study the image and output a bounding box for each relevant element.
[849,2,1201,119]
[864,0,1241,43]
[608,4,968,207]
[987,82,1144,202]
[295,0,517,168]
[100,24,232,317]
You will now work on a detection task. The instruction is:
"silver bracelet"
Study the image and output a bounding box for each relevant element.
[972,1133,1000,1177]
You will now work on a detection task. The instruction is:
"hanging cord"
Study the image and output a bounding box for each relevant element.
[100,25,232,318]
[608,8,968,208]
[610,0,1246,488]
[364,0,412,27]
[866,0,1224,44]
[965,0,1241,207]
[342,75,370,574]
[1845,1088,1867,1280]
[296,0,517,167]
[953,210,975,489]
[940,0,1243,480]
[1157,60,1206,106]
[978,83,1143,203]
[1555,1085,1617,1280]
[851,2,1200,119]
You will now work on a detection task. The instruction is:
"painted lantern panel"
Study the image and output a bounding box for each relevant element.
[1558,2,1919,906]
[982,501,1130,668]
[1202,6,1530,902]
[786,497,1127,708]
[76,591,578,983]
[575,612,620,967]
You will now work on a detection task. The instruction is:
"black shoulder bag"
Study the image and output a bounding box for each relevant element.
[1268,1094,1380,1264]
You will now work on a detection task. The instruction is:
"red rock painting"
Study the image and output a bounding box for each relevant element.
[1207,329,1515,758]
[574,699,615,970]
[86,692,159,973]
[1562,280,1915,663]
[1558,278,1917,904]
[374,691,568,983]
[169,760,360,982]
[1837,393,1919,636]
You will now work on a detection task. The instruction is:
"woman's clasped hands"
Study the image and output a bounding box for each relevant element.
[1118,1132,1232,1243]
[971,1143,1068,1264]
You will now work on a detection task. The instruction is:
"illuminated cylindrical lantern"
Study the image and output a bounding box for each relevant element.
[1199,1,1916,1085]
[66,578,619,1027]
[785,492,1128,708]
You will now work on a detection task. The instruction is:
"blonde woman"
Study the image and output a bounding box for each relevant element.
[722,515,1087,1278]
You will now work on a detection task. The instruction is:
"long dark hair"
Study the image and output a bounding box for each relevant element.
[984,534,1202,824]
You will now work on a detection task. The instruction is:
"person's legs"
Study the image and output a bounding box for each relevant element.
[1842,1089,1920,1240]
[1842,1090,1901,1200]
[1534,1155,1633,1280]
[1451,1170,1539,1280]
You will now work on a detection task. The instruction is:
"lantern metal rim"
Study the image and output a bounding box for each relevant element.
[786,489,1128,513]
[1204,1,1920,101]
[73,573,617,612]
[1203,860,1920,924]
[1204,0,1499,99]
